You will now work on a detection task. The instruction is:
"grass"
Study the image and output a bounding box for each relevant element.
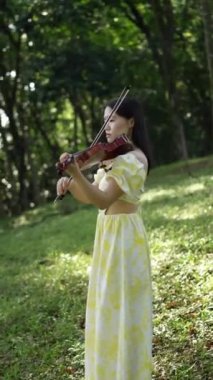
[0,156,212,379]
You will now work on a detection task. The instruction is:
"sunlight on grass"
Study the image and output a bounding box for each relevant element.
[183,182,206,193]
[169,203,208,220]
[19,251,91,293]
[143,179,209,204]
[142,187,177,202]
[12,214,29,227]
[49,251,91,280]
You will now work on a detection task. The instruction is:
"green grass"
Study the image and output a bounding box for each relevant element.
[0,156,212,380]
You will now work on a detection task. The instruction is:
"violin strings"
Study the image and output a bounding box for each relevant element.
[91,86,130,146]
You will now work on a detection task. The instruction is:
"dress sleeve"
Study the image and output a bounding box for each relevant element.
[93,168,105,184]
[105,152,147,200]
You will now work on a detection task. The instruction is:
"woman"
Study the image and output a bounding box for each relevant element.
[56,97,153,380]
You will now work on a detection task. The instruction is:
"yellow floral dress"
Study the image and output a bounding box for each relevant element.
[85,152,152,380]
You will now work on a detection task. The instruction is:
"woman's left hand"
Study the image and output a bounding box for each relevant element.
[59,152,80,177]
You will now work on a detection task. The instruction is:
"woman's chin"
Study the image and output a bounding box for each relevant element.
[106,136,113,143]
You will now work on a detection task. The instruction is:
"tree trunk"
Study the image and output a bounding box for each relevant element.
[27,151,41,206]
[31,106,60,160]
[141,100,156,166]
[4,105,29,211]
[200,0,213,149]
[0,119,19,214]
[69,94,89,148]
[124,0,189,160]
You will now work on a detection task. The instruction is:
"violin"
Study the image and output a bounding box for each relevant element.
[54,87,131,202]
[56,134,133,176]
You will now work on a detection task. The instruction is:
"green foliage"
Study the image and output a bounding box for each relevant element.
[0,0,212,214]
[0,156,212,379]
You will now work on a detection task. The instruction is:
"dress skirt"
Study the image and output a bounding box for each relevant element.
[85,210,152,380]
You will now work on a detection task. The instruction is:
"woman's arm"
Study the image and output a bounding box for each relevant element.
[57,171,123,209]
[56,153,123,209]
[69,170,123,209]
[56,176,92,204]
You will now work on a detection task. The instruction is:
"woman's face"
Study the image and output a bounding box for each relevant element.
[104,106,134,143]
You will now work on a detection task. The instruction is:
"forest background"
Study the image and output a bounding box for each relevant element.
[0,0,213,215]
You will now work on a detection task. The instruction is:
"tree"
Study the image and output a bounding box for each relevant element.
[200,0,213,149]
[0,0,211,215]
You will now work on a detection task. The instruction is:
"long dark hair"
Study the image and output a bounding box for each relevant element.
[106,96,151,173]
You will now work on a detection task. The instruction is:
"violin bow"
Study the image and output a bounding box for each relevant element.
[91,86,130,146]
[54,86,130,203]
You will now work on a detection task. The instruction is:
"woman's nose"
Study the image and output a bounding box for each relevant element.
[104,122,110,131]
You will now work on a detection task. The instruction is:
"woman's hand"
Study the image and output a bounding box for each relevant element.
[59,152,81,177]
[56,177,71,197]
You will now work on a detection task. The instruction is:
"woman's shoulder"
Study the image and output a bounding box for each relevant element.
[130,149,148,171]
[116,149,148,173]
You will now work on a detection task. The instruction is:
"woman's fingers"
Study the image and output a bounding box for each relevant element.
[57,177,70,195]
[56,179,62,196]
[59,152,70,162]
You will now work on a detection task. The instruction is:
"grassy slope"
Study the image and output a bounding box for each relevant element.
[0,156,212,380]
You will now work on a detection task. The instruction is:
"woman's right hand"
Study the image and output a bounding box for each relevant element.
[56,177,71,197]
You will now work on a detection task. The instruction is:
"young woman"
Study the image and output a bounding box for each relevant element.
[56,97,153,380]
